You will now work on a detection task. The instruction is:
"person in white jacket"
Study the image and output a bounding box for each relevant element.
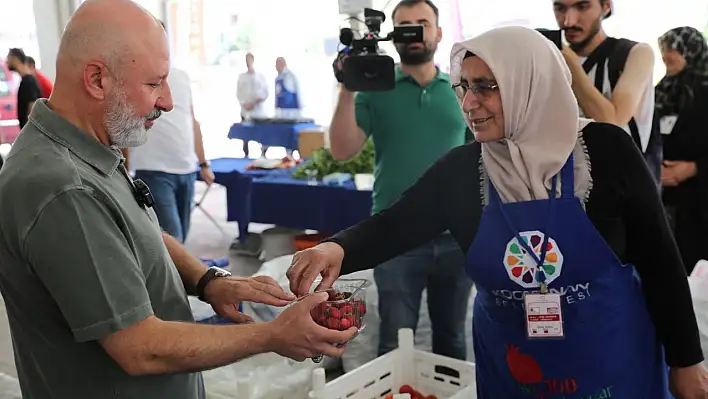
[237,53,269,156]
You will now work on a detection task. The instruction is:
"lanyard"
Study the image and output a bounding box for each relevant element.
[493,175,558,293]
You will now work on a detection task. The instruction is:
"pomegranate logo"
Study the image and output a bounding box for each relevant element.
[505,344,543,384]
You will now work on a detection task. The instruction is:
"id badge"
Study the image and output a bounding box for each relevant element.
[660,115,678,135]
[524,292,564,339]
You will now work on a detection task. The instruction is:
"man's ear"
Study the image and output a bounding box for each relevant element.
[83,62,110,101]
[437,26,443,44]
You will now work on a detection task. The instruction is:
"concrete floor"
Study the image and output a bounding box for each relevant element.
[0,182,297,396]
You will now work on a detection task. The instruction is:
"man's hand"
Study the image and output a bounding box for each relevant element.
[561,45,581,70]
[200,166,215,185]
[267,292,358,361]
[663,161,697,187]
[243,102,255,111]
[205,276,296,323]
[670,364,708,398]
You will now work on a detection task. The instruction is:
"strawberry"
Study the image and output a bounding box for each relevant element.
[326,317,340,330]
[399,385,414,394]
[340,304,353,314]
[358,301,367,315]
[339,317,352,330]
[329,307,341,319]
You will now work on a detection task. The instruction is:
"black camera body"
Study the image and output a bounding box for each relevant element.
[336,8,424,92]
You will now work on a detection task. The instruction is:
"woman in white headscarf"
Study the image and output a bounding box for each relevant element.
[286,26,708,397]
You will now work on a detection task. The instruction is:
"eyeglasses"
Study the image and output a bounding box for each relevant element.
[451,81,499,100]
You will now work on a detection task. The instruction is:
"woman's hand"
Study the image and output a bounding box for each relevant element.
[286,242,345,297]
[663,160,697,187]
[670,363,708,398]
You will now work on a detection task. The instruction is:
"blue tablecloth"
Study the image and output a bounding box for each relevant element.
[227,123,321,152]
[207,158,372,241]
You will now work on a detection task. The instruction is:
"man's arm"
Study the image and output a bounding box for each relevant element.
[564,44,655,126]
[25,188,353,375]
[162,231,207,296]
[191,105,208,166]
[100,315,272,375]
[328,87,369,161]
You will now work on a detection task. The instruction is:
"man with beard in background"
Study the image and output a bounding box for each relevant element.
[5,48,42,129]
[0,1,356,397]
[553,0,658,177]
[328,0,473,360]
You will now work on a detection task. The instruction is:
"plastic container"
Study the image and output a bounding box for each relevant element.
[309,328,477,399]
[310,278,371,331]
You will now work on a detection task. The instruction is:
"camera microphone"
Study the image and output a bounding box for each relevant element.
[340,28,354,47]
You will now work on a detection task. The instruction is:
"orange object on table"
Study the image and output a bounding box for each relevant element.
[294,233,329,251]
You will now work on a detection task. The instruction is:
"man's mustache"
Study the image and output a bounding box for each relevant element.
[563,27,583,33]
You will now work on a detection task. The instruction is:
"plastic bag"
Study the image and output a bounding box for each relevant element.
[204,353,316,399]
[688,260,708,365]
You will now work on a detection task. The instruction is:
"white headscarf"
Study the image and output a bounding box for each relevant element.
[449,26,593,204]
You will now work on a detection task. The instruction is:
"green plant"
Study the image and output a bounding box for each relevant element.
[293,139,374,180]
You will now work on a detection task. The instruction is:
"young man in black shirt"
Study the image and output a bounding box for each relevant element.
[6,48,42,129]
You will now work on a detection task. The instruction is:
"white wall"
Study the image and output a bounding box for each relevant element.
[32,0,167,83]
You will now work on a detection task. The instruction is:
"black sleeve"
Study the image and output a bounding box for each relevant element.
[687,87,708,181]
[328,144,479,275]
[606,125,704,367]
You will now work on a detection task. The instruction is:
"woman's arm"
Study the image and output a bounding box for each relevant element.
[327,144,480,275]
[617,128,704,367]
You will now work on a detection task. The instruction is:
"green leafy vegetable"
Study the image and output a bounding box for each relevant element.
[293,139,374,180]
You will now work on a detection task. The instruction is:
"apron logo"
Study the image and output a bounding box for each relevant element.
[504,231,564,288]
[506,344,543,384]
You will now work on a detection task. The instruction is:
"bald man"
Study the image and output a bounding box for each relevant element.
[274,56,302,119]
[0,1,356,398]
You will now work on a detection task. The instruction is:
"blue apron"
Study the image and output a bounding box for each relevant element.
[275,72,300,110]
[466,154,671,398]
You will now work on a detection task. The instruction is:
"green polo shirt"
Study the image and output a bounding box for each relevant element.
[0,100,203,399]
[355,66,469,214]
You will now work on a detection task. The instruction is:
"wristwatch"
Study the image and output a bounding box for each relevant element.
[199,161,210,169]
[197,267,232,303]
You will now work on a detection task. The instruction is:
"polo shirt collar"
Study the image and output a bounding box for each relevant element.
[395,65,450,83]
[28,99,123,176]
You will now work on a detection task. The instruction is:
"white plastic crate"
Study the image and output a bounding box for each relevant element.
[309,328,476,399]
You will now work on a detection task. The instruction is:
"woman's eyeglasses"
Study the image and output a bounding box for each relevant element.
[451,81,499,100]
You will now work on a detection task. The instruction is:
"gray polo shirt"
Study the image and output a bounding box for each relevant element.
[0,100,204,398]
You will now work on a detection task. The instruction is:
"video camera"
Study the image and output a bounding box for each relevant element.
[334,8,424,92]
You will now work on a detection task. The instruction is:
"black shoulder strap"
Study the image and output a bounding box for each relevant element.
[582,37,617,74]
[582,38,617,96]
[608,38,643,150]
[607,38,638,89]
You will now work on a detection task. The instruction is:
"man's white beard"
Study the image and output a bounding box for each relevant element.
[105,89,149,148]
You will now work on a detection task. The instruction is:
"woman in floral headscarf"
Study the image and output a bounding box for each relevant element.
[656,26,708,273]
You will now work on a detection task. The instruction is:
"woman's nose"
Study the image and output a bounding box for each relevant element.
[462,91,481,114]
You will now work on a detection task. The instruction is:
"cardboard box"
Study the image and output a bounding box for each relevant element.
[298,129,325,158]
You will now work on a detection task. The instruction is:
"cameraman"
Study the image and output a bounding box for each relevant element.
[328,0,472,360]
